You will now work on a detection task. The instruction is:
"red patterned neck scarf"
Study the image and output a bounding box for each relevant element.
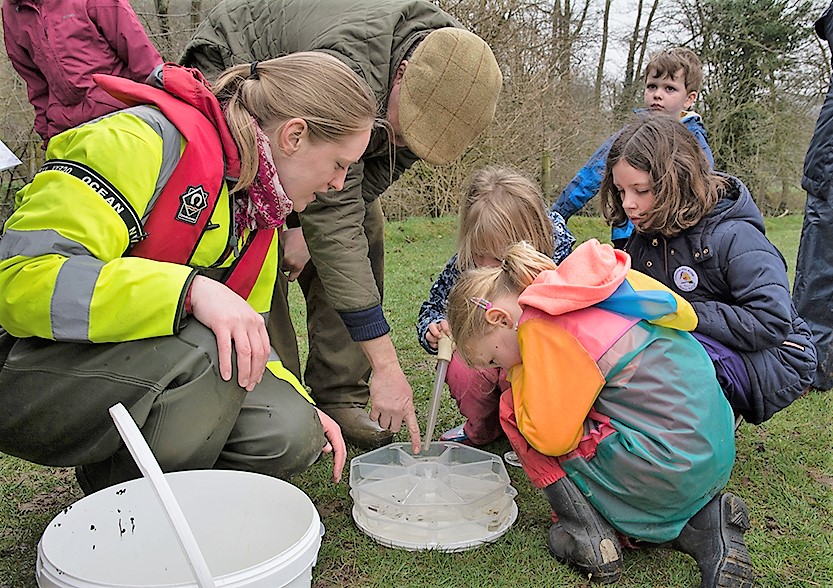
[233,118,293,232]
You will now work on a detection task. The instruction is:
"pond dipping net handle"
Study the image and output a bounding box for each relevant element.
[422,336,454,450]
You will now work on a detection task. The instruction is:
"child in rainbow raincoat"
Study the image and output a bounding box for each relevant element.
[446,239,753,588]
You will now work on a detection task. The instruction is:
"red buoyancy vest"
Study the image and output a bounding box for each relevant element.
[93,64,273,300]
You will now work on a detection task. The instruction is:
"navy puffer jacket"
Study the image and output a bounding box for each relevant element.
[625,174,816,424]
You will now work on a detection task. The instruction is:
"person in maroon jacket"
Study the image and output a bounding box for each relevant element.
[2,0,162,144]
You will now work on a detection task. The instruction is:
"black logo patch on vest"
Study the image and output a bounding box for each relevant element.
[176,185,209,225]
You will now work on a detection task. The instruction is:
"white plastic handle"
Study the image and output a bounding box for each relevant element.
[109,403,217,588]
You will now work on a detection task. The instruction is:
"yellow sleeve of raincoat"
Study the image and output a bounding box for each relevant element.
[509,318,605,456]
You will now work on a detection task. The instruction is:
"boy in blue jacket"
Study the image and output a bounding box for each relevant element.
[553,47,713,247]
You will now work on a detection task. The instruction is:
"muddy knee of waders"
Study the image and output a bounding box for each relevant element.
[0,321,249,493]
[215,371,325,479]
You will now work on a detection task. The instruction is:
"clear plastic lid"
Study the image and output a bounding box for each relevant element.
[349,442,518,552]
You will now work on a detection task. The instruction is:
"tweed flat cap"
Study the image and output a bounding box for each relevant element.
[399,28,502,165]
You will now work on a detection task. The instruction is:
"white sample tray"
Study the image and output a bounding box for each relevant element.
[349,442,518,552]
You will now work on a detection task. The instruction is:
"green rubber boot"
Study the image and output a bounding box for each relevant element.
[543,477,622,584]
[671,493,755,588]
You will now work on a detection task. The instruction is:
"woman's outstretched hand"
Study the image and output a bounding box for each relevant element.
[316,408,347,482]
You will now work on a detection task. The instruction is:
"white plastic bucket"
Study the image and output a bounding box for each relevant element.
[36,470,321,588]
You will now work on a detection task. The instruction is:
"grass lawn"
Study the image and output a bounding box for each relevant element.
[1,214,831,588]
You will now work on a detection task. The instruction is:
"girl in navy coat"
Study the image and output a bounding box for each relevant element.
[600,115,816,424]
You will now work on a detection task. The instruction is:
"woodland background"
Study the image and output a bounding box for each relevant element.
[0,0,831,222]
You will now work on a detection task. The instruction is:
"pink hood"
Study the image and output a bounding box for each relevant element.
[518,239,630,316]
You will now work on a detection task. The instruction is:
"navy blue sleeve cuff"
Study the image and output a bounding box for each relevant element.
[339,305,390,342]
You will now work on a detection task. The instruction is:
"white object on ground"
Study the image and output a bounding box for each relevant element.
[503,450,522,467]
[109,403,216,588]
[350,441,518,552]
[36,404,322,588]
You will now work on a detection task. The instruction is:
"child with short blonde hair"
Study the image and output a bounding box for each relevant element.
[416,166,574,445]
[446,239,751,587]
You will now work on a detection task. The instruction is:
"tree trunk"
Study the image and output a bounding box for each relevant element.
[155,0,170,45]
[190,0,202,29]
[634,0,660,85]
[594,0,613,107]
[541,150,552,198]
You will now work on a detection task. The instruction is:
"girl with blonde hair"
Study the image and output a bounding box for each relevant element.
[416,166,574,445]
[446,239,751,587]
[0,53,376,493]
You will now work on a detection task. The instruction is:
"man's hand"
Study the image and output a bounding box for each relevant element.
[188,275,270,391]
[360,335,421,453]
[316,408,347,482]
[279,227,310,281]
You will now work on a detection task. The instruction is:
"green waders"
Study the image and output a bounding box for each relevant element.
[0,320,324,493]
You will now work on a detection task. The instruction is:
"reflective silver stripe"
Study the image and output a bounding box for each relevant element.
[125,105,182,220]
[0,228,92,261]
[51,255,103,342]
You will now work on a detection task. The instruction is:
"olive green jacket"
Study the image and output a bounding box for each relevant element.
[181,0,461,335]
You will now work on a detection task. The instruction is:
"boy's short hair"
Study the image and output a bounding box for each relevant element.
[643,47,703,94]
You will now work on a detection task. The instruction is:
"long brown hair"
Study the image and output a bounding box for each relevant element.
[600,115,724,237]
[212,52,378,192]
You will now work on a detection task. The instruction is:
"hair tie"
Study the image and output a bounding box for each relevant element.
[470,297,493,311]
[249,61,260,80]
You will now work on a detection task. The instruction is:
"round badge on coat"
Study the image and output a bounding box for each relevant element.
[673,265,699,292]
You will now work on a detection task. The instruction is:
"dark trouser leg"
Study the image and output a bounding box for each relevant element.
[300,263,372,408]
[300,198,384,408]
[794,2,833,391]
[0,322,322,493]
[793,192,833,391]
[215,372,324,480]
[543,476,623,584]
[298,200,391,449]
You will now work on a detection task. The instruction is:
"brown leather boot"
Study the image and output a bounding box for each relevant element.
[324,407,394,449]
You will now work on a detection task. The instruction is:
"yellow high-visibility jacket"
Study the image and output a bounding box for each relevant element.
[0,107,277,343]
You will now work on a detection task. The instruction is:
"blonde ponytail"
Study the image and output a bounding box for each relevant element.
[448,242,555,366]
[213,52,378,191]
